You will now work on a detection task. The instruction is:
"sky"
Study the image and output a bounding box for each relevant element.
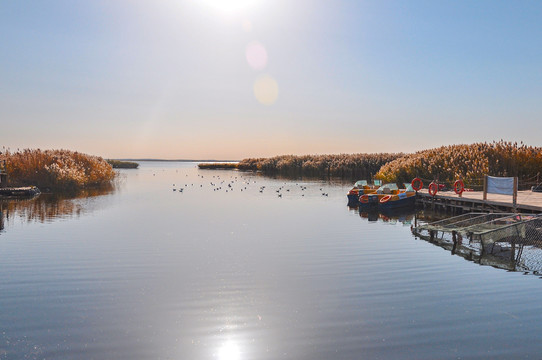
[1,0,541,160]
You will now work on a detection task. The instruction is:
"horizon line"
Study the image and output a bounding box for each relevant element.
[115,158,240,162]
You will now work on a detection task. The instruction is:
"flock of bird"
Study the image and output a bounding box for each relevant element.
[169,173,330,198]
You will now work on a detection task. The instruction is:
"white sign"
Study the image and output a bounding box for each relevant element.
[486,176,515,196]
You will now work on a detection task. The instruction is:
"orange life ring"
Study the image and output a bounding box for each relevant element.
[428,182,438,196]
[359,194,369,203]
[411,178,423,191]
[380,195,392,203]
[454,180,465,195]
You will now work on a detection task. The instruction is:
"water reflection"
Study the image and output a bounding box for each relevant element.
[355,207,416,225]
[0,185,115,233]
[216,341,241,360]
[4,162,542,359]
[418,229,520,270]
[352,207,542,275]
[413,223,522,272]
[412,211,542,275]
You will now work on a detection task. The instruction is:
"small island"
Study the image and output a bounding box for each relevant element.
[106,160,139,169]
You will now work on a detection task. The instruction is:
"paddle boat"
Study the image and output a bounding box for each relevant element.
[358,183,416,210]
[347,180,382,206]
[378,183,417,210]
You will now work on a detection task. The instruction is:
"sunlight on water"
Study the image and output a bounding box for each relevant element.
[217,341,241,360]
[2,161,542,360]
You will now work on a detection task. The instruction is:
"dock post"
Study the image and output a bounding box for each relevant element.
[510,240,519,271]
[513,177,518,212]
[483,175,487,201]
[451,230,458,255]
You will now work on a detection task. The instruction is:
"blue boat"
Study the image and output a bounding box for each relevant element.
[378,190,416,209]
[347,180,381,206]
[358,183,417,210]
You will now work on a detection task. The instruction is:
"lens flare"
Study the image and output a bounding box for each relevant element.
[242,20,252,32]
[245,41,268,70]
[253,74,278,105]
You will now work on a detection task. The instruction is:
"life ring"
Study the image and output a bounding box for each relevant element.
[411,178,423,191]
[428,182,438,196]
[359,194,369,203]
[380,195,392,203]
[454,180,465,195]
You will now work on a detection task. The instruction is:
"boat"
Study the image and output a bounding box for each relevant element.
[0,186,41,198]
[347,180,382,206]
[358,183,416,210]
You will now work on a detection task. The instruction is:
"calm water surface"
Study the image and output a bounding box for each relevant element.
[1,161,542,359]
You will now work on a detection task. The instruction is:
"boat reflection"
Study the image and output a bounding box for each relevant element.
[357,207,416,225]
[0,186,115,233]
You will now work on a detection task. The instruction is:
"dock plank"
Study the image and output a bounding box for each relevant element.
[417,190,542,213]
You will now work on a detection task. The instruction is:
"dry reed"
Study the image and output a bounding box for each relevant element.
[2,149,116,192]
[236,153,402,179]
[375,141,542,186]
[198,163,239,170]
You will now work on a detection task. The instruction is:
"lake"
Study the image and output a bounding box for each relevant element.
[1,161,542,360]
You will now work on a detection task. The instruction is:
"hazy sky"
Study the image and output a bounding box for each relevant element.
[1,0,541,159]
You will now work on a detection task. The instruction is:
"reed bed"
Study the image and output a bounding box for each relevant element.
[236,153,402,179]
[375,141,542,187]
[198,163,239,170]
[107,160,139,169]
[2,149,116,192]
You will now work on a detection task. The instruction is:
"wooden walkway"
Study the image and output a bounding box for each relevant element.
[417,189,542,213]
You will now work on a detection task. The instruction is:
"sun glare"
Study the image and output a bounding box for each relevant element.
[200,0,261,14]
[217,341,241,360]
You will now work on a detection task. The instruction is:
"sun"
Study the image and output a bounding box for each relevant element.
[200,0,261,15]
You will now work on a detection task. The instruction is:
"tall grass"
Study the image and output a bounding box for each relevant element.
[198,142,542,187]
[198,163,239,170]
[375,141,542,187]
[237,153,402,179]
[107,160,139,169]
[2,149,116,192]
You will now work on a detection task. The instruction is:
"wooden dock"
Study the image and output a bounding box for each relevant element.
[417,189,542,214]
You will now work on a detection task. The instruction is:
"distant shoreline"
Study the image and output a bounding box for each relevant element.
[116,159,239,162]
